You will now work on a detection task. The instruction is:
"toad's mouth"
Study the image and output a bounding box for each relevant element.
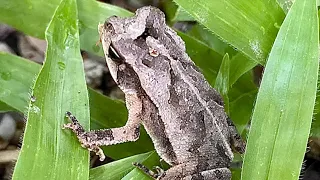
[108,43,123,63]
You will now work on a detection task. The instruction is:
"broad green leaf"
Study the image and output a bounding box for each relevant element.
[90,151,159,180]
[0,0,131,57]
[174,0,285,64]
[13,0,90,179]
[0,53,153,160]
[242,0,319,179]
[214,53,230,113]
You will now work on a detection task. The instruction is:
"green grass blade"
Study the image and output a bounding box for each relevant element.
[214,53,230,113]
[242,0,319,179]
[173,0,285,64]
[12,0,90,179]
[90,151,159,180]
[121,169,153,180]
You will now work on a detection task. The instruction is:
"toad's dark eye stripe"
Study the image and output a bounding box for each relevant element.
[108,45,122,62]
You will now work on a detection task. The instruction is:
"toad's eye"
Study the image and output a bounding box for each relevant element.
[105,22,114,30]
[108,45,122,63]
[104,22,116,36]
[104,22,115,33]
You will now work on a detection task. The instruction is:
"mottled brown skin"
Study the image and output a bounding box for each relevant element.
[64,6,245,180]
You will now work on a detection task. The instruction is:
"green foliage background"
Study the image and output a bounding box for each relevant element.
[0,0,319,179]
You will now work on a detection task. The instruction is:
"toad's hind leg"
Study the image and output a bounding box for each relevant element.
[158,162,231,180]
[226,117,246,154]
[182,168,231,180]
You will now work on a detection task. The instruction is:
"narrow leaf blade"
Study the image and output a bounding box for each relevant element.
[214,53,230,113]
[242,0,319,179]
[90,151,159,180]
[13,0,90,179]
[122,168,153,180]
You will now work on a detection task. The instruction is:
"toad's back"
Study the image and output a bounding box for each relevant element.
[137,50,234,167]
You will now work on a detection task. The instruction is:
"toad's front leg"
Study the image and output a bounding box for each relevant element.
[63,93,142,161]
